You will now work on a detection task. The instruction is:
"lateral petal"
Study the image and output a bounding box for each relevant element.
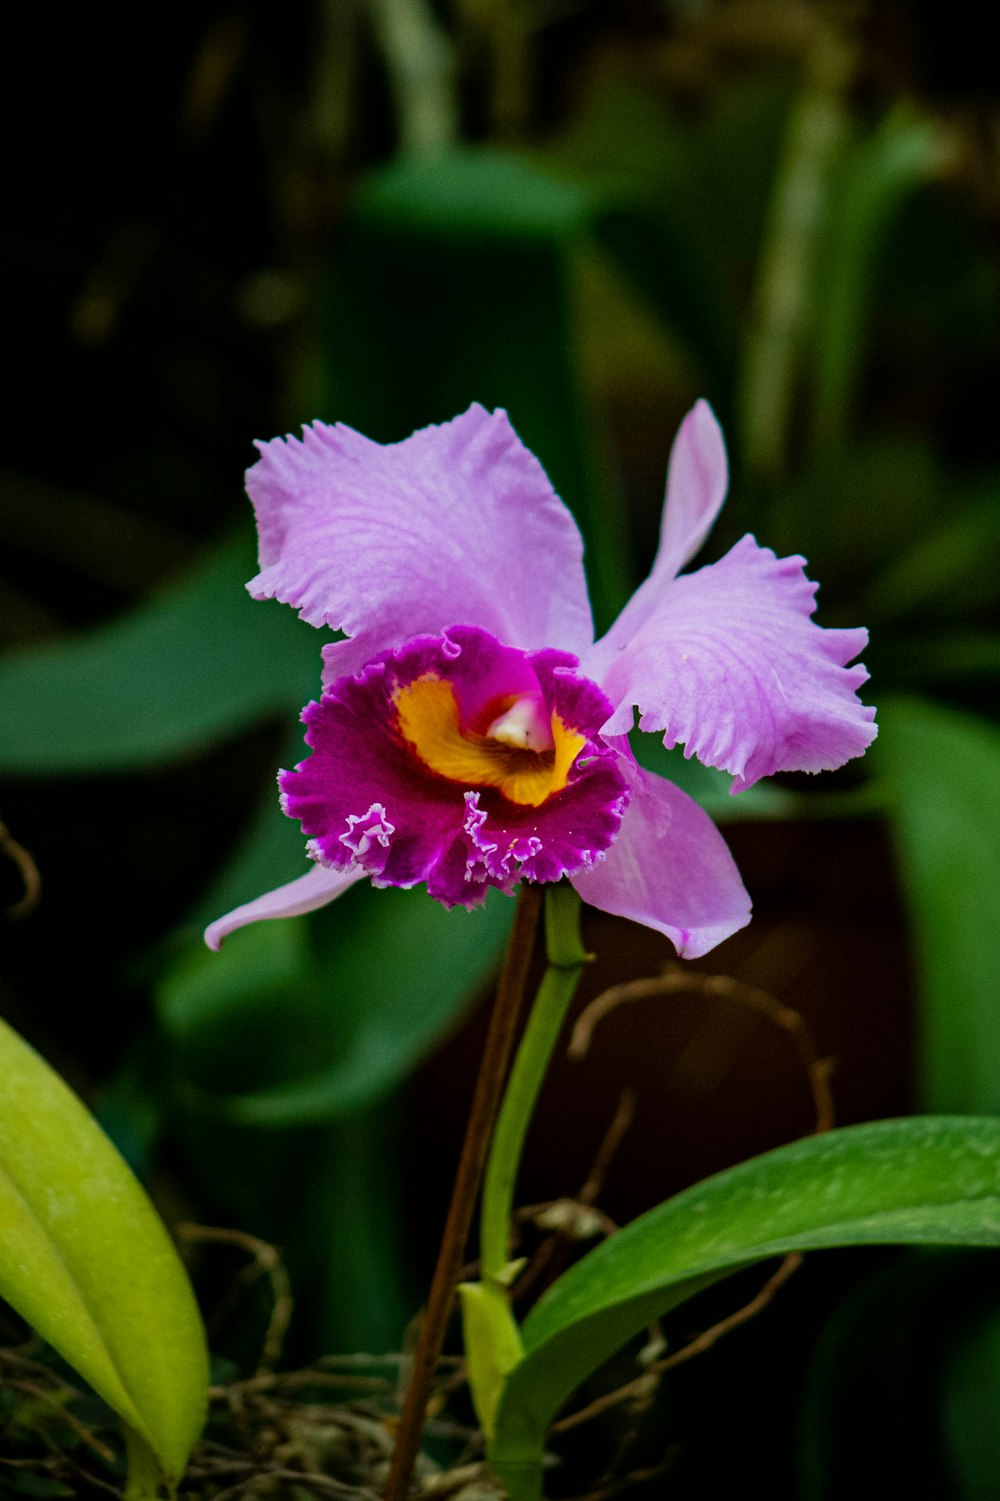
[586,535,876,792]
[245,404,594,682]
[571,766,751,958]
[204,863,364,950]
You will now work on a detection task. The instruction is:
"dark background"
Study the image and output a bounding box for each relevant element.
[3,3,1000,1496]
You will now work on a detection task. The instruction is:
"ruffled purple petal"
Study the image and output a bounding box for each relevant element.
[204,863,364,950]
[586,535,876,792]
[279,625,630,909]
[655,400,729,581]
[244,404,594,683]
[570,759,751,958]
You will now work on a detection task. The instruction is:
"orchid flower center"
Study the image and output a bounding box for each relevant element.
[485,694,554,751]
[394,675,586,808]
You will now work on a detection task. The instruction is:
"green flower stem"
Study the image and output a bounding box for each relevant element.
[383,883,543,1501]
[480,883,589,1284]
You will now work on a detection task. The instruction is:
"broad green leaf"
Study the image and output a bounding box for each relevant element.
[866,484,1000,625]
[797,1248,973,1499]
[871,173,1000,369]
[810,107,943,446]
[769,437,944,594]
[160,883,513,1125]
[357,147,593,235]
[491,1117,1000,1500]
[542,74,794,422]
[875,631,1000,687]
[874,698,1000,1112]
[319,148,631,631]
[942,1284,1000,1499]
[308,1106,413,1355]
[588,199,736,401]
[186,729,316,928]
[94,1040,164,1178]
[0,1015,208,1486]
[541,75,732,400]
[631,735,795,820]
[159,916,330,1099]
[0,533,319,776]
[547,73,793,295]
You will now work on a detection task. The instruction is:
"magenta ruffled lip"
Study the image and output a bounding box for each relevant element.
[279,624,631,909]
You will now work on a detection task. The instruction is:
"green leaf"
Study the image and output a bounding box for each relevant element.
[0,1015,208,1486]
[160,884,513,1125]
[942,1284,1000,1499]
[797,1247,973,1499]
[630,735,795,820]
[866,483,1000,624]
[159,915,330,1099]
[542,75,795,419]
[186,727,320,929]
[872,176,1000,368]
[491,1116,1000,1500]
[873,698,1000,1112]
[797,1245,1000,1500]
[308,1106,413,1355]
[319,148,631,632]
[875,631,1000,687]
[356,147,594,236]
[769,437,944,592]
[0,533,319,776]
[810,106,943,446]
[589,200,737,401]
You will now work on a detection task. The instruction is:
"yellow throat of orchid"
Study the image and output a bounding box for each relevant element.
[394,675,586,807]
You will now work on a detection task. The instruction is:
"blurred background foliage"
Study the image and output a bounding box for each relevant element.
[1,1,999,1496]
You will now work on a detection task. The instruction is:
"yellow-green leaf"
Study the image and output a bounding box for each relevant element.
[0,1015,209,1485]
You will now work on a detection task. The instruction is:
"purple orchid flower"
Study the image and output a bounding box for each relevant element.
[206,402,875,958]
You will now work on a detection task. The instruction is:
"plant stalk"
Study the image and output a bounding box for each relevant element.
[383,882,543,1501]
[480,883,589,1283]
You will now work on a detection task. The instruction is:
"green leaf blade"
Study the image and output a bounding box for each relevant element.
[0,535,319,776]
[810,107,943,446]
[320,148,632,633]
[873,697,1000,1113]
[492,1117,1000,1499]
[162,885,513,1126]
[0,1016,209,1483]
